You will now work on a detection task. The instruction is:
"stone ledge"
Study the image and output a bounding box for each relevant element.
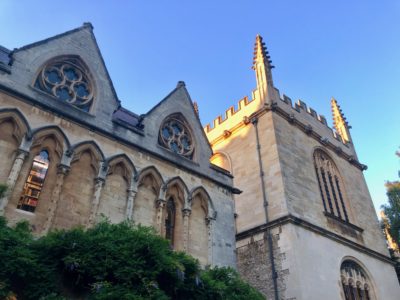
[236,214,393,265]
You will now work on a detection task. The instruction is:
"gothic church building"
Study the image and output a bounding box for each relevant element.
[0,23,237,268]
[0,24,399,299]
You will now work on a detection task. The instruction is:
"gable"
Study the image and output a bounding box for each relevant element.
[144,82,213,169]
[1,23,119,123]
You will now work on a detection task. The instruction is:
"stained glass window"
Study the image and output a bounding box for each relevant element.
[35,57,94,112]
[17,151,49,212]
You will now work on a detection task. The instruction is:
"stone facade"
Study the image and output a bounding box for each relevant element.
[206,35,400,299]
[0,23,237,268]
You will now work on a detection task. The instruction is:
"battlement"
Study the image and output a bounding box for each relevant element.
[204,85,354,157]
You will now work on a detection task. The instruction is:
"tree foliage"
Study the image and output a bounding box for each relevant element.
[0,218,264,300]
[382,181,400,250]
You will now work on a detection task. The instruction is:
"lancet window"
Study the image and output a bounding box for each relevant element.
[17,150,49,212]
[341,260,374,300]
[159,115,194,159]
[314,149,349,222]
[34,57,94,112]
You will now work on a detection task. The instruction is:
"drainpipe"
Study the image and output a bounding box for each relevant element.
[252,117,279,300]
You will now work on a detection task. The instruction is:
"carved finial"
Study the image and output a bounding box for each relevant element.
[331,97,351,143]
[193,101,199,116]
[252,34,275,103]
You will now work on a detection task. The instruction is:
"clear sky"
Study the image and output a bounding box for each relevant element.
[1,0,399,215]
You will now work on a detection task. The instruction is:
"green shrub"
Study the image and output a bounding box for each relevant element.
[0,218,265,299]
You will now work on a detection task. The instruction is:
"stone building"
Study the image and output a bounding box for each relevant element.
[0,23,237,268]
[205,35,400,299]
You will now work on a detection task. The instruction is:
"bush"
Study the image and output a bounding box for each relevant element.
[0,218,265,299]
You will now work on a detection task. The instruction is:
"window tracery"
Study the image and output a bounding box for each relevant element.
[314,149,349,222]
[17,150,49,212]
[341,260,374,300]
[34,57,94,112]
[159,116,194,159]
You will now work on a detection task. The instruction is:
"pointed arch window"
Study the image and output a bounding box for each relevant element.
[17,150,49,212]
[314,149,349,222]
[165,197,176,245]
[34,57,94,112]
[341,260,374,300]
[159,115,194,159]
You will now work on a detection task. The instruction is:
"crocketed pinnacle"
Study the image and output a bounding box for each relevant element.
[331,97,350,143]
[252,35,275,104]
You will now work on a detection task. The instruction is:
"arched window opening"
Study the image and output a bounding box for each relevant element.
[34,57,94,112]
[17,150,49,212]
[314,149,349,222]
[341,260,374,300]
[165,197,176,245]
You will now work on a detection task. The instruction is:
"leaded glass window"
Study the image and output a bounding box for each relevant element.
[159,116,194,159]
[17,150,49,212]
[314,149,349,222]
[34,57,94,112]
[341,260,374,300]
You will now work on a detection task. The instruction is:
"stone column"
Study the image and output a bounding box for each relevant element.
[41,164,70,234]
[182,208,191,252]
[206,217,214,266]
[86,177,105,227]
[0,149,29,214]
[155,198,166,235]
[125,187,137,221]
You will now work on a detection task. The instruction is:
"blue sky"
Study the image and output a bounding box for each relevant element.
[1,0,399,214]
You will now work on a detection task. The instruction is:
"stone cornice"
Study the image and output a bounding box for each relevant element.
[236,214,394,265]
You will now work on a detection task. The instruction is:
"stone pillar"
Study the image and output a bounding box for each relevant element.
[41,164,70,234]
[155,198,166,235]
[0,149,29,214]
[86,177,105,227]
[182,208,191,252]
[206,217,214,266]
[125,188,137,221]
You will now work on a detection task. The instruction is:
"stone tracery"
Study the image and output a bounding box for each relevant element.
[34,57,94,112]
[159,115,194,159]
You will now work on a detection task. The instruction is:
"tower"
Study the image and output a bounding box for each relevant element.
[205,35,400,299]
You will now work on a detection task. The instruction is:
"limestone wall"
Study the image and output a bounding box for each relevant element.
[0,92,236,268]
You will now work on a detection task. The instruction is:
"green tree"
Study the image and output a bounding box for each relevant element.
[0,218,265,300]
[382,181,400,249]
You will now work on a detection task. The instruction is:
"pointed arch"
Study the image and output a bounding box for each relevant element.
[132,165,164,228]
[313,147,351,222]
[164,176,189,206]
[30,125,70,158]
[105,153,136,183]
[189,186,216,219]
[135,165,164,191]
[70,140,105,160]
[0,108,31,143]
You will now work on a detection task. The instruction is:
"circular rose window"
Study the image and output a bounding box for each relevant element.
[159,117,194,159]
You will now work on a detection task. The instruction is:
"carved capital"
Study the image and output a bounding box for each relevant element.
[57,164,70,175]
[182,208,191,217]
[95,177,105,186]
[156,198,166,209]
